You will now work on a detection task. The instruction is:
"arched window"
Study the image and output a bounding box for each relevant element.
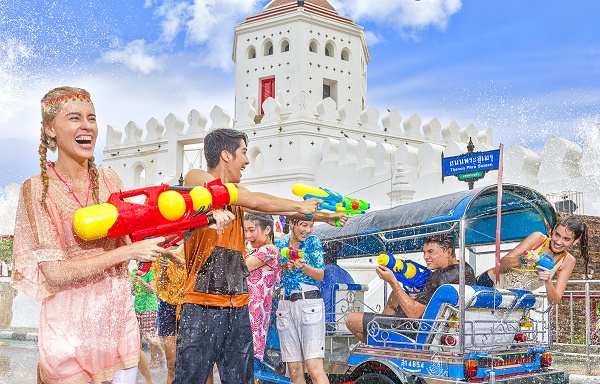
[341,48,350,61]
[264,40,273,56]
[133,164,145,188]
[281,40,290,52]
[325,42,334,57]
[248,148,264,173]
[309,40,317,53]
[247,46,256,59]
[323,78,338,103]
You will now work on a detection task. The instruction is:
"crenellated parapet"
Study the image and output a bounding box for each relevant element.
[307,99,600,214]
[101,92,600,215]
[309,101,500,207]
[102,106,233,190]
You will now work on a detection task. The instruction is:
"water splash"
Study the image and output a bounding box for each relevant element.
[440,80,600,152]
[0,1,119,122]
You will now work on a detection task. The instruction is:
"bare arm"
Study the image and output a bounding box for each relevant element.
[135,275,157,295]
[236,187,319,215]
[247,244,281,272]
[382,293,399,315]
[500,232,547,269]
[184,170,319,216]
[184,168,214,187]
[377,265,426,319]
[246,255,267,272]
[268,210,351,226]
[289,258,324,281]
[39,236,170,287]
[164,252,185,268]
[157,257,170,288]
[543,253,576,305]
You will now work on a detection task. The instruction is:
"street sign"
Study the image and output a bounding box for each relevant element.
[457,171,484,180]
[441,139,502,189]
[442,149,501,177]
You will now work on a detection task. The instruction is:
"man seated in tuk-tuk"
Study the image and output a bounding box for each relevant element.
[345,234,476,343]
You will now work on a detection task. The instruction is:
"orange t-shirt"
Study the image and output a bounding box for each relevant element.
[182,205,249,307]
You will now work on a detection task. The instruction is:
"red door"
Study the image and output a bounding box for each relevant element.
[261,77,275,114]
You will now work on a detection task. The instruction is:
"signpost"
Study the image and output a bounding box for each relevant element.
[441,138,501,189]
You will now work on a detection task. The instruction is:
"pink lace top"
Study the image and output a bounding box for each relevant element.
[11,167,139,384]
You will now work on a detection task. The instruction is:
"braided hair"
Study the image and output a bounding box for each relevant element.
[39,86,100,205]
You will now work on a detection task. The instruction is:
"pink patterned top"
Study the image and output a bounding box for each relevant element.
[247,245,281,360]
[11,167,140,384]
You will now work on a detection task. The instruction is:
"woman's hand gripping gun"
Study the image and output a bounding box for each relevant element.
[522,250,554,280]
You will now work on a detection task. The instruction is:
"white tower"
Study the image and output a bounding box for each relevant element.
[233,0,369,122]
[232,0,371,197]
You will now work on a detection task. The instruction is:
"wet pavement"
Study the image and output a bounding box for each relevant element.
[1,337,598,384]
[553,353,600,383]
[0,339,37,384]
[0,339,177,384]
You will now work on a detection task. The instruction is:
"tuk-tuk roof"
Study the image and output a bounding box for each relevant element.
[313,184,556,259]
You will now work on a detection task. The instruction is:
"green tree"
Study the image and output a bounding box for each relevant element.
[0,238,14,276]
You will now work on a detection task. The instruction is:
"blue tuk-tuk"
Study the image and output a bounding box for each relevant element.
[254,184,569,384]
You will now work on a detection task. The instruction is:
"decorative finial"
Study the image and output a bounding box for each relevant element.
[467,137,474,154]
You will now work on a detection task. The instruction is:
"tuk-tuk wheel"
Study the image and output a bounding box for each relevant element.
[354,372,398,384]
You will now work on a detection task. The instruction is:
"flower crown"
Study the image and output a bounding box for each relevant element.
[41,93,93,113]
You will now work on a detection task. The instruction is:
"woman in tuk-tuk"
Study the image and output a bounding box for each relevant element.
[475,215,588,305]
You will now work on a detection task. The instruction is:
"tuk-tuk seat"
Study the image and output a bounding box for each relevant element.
[367,284,544,350]
[421,284,545,351]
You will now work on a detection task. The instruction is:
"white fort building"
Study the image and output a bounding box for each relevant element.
[4,0,600,329]
[101,0,600,217]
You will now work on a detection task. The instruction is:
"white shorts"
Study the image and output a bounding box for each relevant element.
[276,293,325,362]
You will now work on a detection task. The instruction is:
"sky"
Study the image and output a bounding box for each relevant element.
[1,0,599,195]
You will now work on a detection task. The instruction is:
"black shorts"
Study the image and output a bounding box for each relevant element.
[157,300,178,337]
[475,270,495,287]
